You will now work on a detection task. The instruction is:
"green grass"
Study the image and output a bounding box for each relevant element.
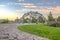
[18,24,60,40]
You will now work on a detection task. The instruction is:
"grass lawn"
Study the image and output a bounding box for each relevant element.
[18,24,60,40]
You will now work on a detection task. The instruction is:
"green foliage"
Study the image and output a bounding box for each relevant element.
[23,19,27,23]
[49,22,60,27]
[48,16,60,27]
[57,16,60,21]
[18,24,60,40]
[1,19,9,23]
[31,17,37,23]
[38,16,45,23]
[48,12,55,21]
[22,11,45,23]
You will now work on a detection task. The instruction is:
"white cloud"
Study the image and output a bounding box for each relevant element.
[16,6,60,14]
[15,6,60,18]
[18,0,24,2]
[24,5,37,9]
[16,9,30,13]
[7,2,34,6]
[0,5,6,7]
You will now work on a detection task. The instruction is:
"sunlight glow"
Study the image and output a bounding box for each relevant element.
[0,8,20,20]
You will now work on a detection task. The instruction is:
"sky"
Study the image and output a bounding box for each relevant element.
[0,0,60,20]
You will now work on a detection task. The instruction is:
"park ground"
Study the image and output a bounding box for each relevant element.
[18,24,60,40]
[0,23,49,40]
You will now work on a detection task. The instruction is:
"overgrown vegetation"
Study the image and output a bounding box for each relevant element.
[22,11,45,23]
[48,12,55,21]
[18,24,60,40]
[0,19,9,24]
[48,12,60,27]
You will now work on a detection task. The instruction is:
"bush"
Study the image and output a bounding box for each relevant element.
[1,20,9,23]
[49,22,60,27]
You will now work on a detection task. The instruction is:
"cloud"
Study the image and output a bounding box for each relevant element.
[52,6,60,14]
[7,1,60,18]
[18,0,24,2]
[24,5,37,9]
[7,2,34,6]
[16,9,30,13]
[37,6,60,14]
[0,5,6,7]
[18,6,60,14]
[45,1,57,5]
[15,6,60,18]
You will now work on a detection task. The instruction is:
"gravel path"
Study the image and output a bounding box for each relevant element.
[0,24,49,40]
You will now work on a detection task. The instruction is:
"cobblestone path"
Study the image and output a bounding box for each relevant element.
[0,24,49,40]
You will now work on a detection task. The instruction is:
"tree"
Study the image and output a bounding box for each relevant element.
[23,19,27,23]
[22,11,45,23]
[31,17,37,23]
[1,19,9,23]
[48,12,54,21]
[57,16,60,21]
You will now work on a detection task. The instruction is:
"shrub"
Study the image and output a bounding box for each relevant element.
[48,22,60,27]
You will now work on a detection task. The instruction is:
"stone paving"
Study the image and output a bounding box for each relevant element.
[0,24,49,40]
